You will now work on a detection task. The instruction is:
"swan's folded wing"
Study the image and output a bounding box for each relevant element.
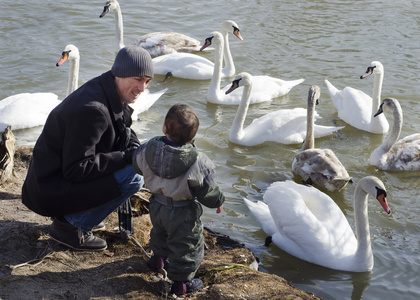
[246,108,309,144]
[294,181,356,253]
[388,133,420,170]
[152,53,214,79]
[294,149,350,180]
[264,181,355,258]
[264,182,328,241]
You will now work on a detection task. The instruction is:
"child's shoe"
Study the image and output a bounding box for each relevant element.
[147,254,169,270]
[170,278,203,295]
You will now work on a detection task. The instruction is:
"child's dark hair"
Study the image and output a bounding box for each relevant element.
[164,103,199,144]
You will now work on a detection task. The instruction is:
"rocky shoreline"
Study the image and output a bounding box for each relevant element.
[0,145,321,299]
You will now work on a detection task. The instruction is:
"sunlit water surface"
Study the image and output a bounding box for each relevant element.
[1,1,419,299]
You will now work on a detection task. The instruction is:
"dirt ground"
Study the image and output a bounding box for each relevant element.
[0,146,321,300]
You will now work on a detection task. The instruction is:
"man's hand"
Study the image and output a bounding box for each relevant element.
[123,146,137,164]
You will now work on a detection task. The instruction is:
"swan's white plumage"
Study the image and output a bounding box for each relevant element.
[244,176,391,272]
[130,88,168,121]
[0,45,82,131]
[152,53,219,80]
[227,73,344,146]
[152,20,242,80]
[204,32,303,105]
[369,98,420,171]
[0,93,60,131]
[0,45,85,131]
[292,85,350,191]
[324,61,389,134]
[100,0,203,57]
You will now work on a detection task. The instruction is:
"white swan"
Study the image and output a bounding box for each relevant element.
[152,20,242,80]
[201,32,304,105]
[369,98,420,171]
[56,44,80,96]
[292,85,351,191]
[0,45,80,131]
[55,44,167,121]
[324,61,389,134]
[0,93,60,131]
[100,0,203,57]
[244,176,391,272]
[225,72,344,146]
[0,45,79,131]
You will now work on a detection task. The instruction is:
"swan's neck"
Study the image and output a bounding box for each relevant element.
[230,83,252,141]
[222,30,235,77]
[207,36,224,99]
[377,102,403,154]
[301,99,315,151]
[67,57,79,96]
[370,70,383,124]
[353,186,373,268]
[114,3,124,52]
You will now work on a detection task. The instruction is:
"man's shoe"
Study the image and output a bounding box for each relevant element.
[49,218,107,251]
[171,278,203,296]
[92,221,106,232]
[147,254,170,270]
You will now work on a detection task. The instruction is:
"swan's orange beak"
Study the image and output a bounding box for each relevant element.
[200,37,213,51]
[377,193,391,214]
[56,51,70,67]
[233,28,243,41]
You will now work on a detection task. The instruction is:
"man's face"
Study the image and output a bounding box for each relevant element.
[115,76,152,104]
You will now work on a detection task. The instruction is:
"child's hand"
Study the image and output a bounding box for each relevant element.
[216,205,223,214]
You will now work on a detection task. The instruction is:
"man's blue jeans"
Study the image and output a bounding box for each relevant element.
[64,164,143,232]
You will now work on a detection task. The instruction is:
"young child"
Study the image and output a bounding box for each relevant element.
[133,103,225,296]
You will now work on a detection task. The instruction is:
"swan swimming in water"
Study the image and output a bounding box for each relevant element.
[0,46,82,130]
[56,44,167,121]
[201,32,303,105]
[325,61,389,134]
[152,20,242,80]
[292,85,351,191]
[100,0,205,57]
[244,176,391,272]
[225,72,344,146]
[369,98,420,171]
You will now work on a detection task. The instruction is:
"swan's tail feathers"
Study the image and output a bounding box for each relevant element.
[290,78,305,86]
[130,88,168,120]
[313,124,345,138]
[324,79,340,98]
[285,78,305,90]
[243,198,278,237]
[143,88,168,110]
[270,78,305,97]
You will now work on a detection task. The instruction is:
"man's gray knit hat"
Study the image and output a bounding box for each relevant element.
[111,45,154,78]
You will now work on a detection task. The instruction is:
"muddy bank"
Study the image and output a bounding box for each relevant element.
[0,146,321,299]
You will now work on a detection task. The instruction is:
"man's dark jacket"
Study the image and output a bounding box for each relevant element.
[22,71,139,216]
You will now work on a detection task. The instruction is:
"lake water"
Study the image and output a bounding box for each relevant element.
[1,0,419,299]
